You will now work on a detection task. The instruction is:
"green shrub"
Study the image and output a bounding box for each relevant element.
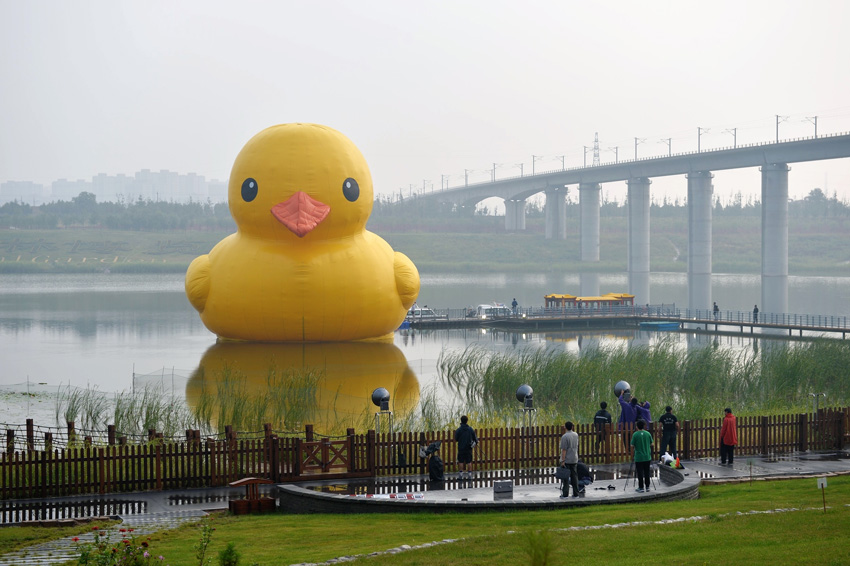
[218,542,241,566]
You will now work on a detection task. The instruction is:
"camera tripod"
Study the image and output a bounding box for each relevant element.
[623,460,656,491]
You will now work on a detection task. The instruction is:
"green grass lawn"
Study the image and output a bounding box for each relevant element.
[11,475,840,566]
[2,221,849,275]
[0,519,120,555]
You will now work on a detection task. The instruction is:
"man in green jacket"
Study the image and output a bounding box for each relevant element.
[630,419,653,492]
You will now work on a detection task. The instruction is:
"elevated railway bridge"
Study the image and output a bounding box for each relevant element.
[406,132,850,319]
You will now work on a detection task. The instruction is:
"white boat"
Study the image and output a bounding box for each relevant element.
[475,303,511,319]
[406,306,447,320]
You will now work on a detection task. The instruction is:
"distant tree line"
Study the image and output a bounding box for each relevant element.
[0,188,846,232]
[0,192,234,231]
[370,187,850,232]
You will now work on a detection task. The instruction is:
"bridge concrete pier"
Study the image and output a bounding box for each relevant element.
[687,171,713,312]
[761,163,789,315]
[579,182,601,262]
[505,199,526,231]
[627,177,651,304]
[579,182,602,297]
[544,186,567,240]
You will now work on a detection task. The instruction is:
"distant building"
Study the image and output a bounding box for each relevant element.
[92,173,134,203]
[1,170,229,206]
[0,181,47,205]
[208,179,227,202]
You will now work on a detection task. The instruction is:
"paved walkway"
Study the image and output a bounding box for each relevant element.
[1,451,848,566]
[0,490,232,566]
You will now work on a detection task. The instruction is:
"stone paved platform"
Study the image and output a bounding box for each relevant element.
[278,462,697,513]
[278,451,850,513]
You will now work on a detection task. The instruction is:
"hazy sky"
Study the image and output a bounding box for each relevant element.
[2,0,849,204]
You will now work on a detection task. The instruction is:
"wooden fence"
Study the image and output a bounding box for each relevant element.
[2,408,847,501]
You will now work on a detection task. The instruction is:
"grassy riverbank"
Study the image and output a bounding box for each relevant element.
[155,477,850,566]
[6,476,845,565]
[0,229,220,273]
[1,213,848,275]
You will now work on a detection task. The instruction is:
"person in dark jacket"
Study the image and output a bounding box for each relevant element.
[594,401,613,449]
[576,459,593,487]
[422,441,444,481]
[719,407,738,465]
[454,415,478,478]
[658,405,679,459]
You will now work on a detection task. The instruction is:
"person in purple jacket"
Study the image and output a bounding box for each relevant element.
[637,400,652,433]
[618,391,637,447]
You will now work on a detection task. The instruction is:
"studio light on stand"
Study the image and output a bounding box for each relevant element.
[516,382,537,425]
[372,387,394,469]
[516,384,536,459]
[372,387,393,434]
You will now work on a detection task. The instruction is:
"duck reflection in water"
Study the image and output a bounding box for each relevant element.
[186,340,420,433]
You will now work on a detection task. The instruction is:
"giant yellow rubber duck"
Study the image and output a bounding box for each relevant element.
[185,123,420,342]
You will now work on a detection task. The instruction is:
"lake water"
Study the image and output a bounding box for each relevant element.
[2,271,849,426]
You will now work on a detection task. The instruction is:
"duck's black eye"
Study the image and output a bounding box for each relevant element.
[342,177,359,202]
[241,178,258,202]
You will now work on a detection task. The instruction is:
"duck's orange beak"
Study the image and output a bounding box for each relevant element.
[271,191,330,237]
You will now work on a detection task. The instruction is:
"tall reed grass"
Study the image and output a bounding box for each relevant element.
[191,364,322,435]
[54,383,198,439]
[437,338,850,425]
[113,384,197,438]
[50,339,850,437]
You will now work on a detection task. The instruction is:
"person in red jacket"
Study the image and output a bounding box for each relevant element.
[719,407,738,465]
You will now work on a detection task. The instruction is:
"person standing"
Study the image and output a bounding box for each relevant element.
[618,391,637,448]
[559,421,582,498]
[658,405,680,459]
[753,305,759,323]
[594,401,613,450]
[713,302,719,320]
[454,415,478,478]
[630,419,653,492]
[511,297,518,315]
[637,400,653,436]
[637,400,652,424]
[719,407,738,465]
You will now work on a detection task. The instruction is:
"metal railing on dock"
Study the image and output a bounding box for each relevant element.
[405,305,850,338]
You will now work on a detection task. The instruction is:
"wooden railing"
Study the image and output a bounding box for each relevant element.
[2,408,847,500]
